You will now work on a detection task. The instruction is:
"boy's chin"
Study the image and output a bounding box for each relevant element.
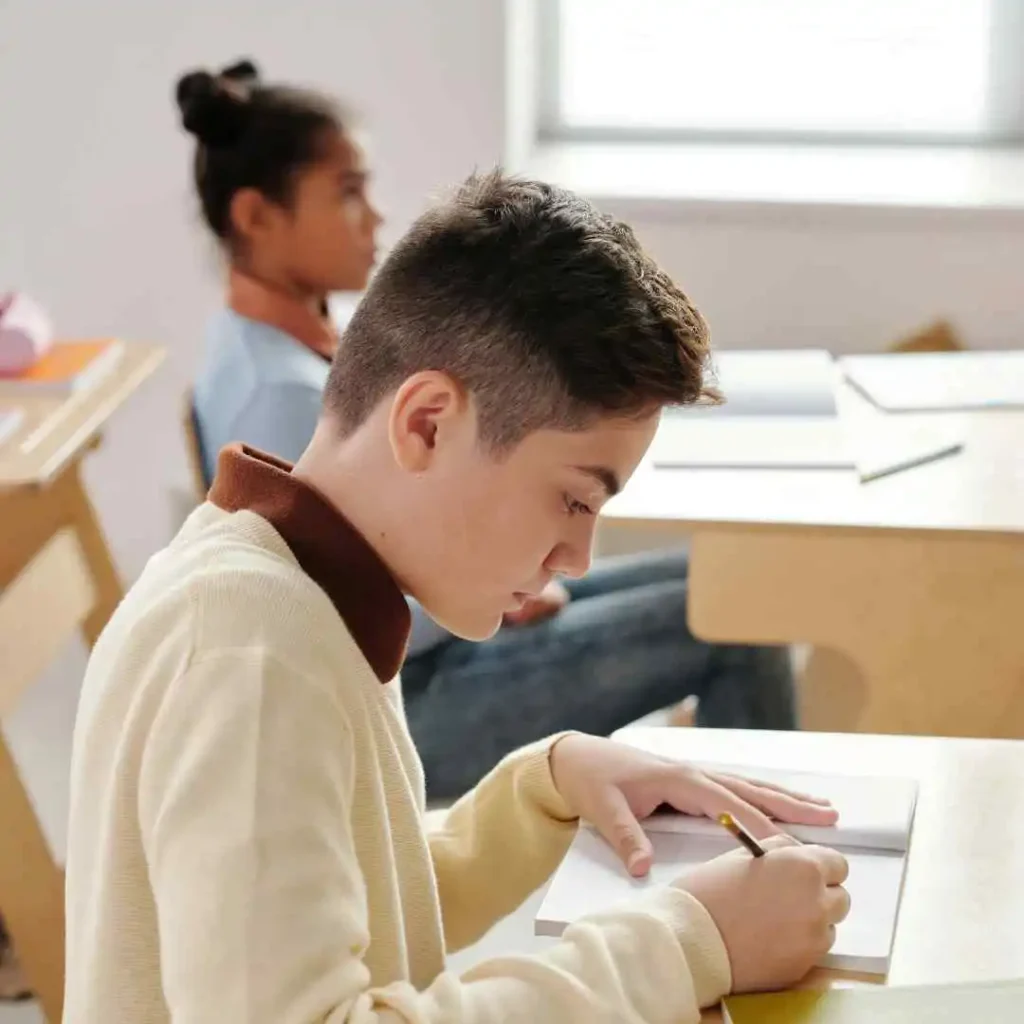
[433,607,504,644]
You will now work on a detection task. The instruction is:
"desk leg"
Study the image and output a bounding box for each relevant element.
[59,464,124,648]
[688,527,1024,738]
[0,736,64,1023]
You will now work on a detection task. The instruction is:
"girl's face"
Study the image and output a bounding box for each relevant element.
[237,129,383,295]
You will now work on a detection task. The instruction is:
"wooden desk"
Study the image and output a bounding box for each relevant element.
[615,727,1024,1022]
[604,389,1024,738]
[0,343,164,1022]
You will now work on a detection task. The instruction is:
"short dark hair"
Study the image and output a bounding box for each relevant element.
[174,59,347,246]
[325,171,718,449]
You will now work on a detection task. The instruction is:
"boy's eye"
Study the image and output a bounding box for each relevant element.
[563,494,594,517]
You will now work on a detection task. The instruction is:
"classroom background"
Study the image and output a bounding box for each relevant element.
[2,2,1024,1021]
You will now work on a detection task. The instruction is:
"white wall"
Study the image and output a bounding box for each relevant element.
[1,0,1023,584]
[622,204,1024,356]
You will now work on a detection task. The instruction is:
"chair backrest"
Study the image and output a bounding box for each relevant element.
[181,391,211,502]
[888,318,965,354]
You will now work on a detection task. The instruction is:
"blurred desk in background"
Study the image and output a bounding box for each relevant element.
[0,342,164,1022]
[605,385,1024,739]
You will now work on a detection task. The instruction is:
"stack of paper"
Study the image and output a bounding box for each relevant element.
[536,764,918,976]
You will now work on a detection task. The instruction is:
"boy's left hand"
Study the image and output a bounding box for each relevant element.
[550,733,839,878]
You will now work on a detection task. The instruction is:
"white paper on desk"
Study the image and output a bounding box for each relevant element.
[841,350,1024,412]
[535,765,917,976]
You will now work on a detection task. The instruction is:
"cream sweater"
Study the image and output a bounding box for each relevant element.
[65,503,731,1023]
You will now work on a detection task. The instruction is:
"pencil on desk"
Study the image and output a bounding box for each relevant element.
[718,812,766,858]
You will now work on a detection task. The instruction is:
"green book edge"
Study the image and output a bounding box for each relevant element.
[723,980,1024,1023]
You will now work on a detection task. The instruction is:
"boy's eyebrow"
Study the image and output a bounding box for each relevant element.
[574,465,621,497]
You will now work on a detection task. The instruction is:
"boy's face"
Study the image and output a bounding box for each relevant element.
[388,376,661,641]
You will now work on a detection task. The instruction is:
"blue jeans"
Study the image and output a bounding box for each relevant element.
[402,549,796,799]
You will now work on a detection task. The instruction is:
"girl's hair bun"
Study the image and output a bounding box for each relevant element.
[175,58,259,148]
[219,59,260,85]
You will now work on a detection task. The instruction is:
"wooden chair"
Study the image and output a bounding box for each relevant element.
[887,318,965,354]
[181,391,210,502]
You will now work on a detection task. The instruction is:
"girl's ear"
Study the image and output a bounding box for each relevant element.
[228,187,274,246]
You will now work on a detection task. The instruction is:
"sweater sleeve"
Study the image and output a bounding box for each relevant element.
[138,652,731,1024]
[427,734,579,952]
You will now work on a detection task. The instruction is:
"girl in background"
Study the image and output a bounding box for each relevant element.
[189,60,796,800]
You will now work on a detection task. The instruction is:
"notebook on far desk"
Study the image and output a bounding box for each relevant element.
[653,413,963,482]
[536,764,918,976]
[659,349,852,470]
[697,349,841,418]
[841,350,1024,412]
[656,349,963,480]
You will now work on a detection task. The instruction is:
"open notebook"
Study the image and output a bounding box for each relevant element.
[536,764,918,976]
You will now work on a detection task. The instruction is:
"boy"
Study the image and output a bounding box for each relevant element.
[65,172,848,1023]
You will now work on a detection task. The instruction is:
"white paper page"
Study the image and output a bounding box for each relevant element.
[842,350,1024,412]
[536,828,907,975]
[643,763,918,852]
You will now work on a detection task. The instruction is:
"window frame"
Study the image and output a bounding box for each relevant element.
[535,0,1024,150]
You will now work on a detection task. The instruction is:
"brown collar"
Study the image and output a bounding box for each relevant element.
[227,270,338,360]
[208,445,410,682]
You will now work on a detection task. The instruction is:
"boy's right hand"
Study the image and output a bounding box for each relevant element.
[675,836,850,993]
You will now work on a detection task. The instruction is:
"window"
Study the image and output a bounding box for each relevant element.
[542,1,1024,146]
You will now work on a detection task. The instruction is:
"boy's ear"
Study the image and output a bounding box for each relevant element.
[228,187,275,243]
[388,371,466,473]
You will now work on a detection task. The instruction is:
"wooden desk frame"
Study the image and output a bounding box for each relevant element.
[0,458,124,1022]
[679,522,1024,737]
[0,344,162,1022]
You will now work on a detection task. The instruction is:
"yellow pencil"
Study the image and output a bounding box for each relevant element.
[718,812,767,858]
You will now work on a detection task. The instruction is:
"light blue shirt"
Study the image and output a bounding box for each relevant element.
[193,308,450,656]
